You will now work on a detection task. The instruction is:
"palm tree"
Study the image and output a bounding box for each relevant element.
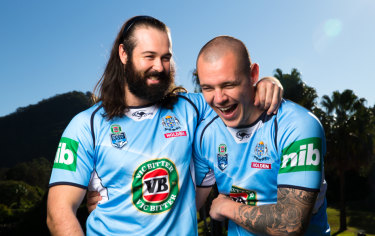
[274,68,318,110]
[321,90,374,231]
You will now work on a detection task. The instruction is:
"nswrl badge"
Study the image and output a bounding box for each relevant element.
[110,124,127,149]
[217,144,228,171]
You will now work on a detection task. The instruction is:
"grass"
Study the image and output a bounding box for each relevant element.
[327,207,375,236]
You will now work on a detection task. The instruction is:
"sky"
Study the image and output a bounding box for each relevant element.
[1,0,374,117]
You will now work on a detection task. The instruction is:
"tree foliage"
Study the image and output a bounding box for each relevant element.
[320,90,375,230]
[0,91,92,167]
[321,90,374,172]
[274,68,318,110]
[4,157,52,189]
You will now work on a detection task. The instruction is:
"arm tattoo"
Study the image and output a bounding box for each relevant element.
[233,188,317,236]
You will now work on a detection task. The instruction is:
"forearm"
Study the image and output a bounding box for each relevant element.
[196,187,212,210]
[216,188,317,235]
[47,185,86,236]
[225,201,306,235]
[47,208,84,236]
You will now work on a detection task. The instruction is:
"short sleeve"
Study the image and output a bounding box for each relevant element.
[276,102,326,191]
[49,110,95,189]
[193,116,216,187]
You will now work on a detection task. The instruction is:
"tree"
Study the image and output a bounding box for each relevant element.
[274,68,318,110]
[191,69,202,93]
[321,90,375,231]
[0,91,93,167]
[5,157,52,189]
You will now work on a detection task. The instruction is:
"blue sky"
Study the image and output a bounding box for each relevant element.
[1,0,374,117]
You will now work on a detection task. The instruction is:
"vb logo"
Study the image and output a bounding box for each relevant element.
[143,169,169,202]
[132,158,179,214]
[53,137,78,171]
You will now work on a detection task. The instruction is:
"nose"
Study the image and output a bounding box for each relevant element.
[214,89,228,105]
[153,58,164,72]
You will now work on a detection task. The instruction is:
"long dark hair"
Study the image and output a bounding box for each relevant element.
[93,16,185,120]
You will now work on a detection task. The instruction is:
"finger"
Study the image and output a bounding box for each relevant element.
[263,83,274,112]
[267,85,280,115]
[255,83,266,109]
[273,84,283,114]
[254,90,260,106]
[87,195,102,206]
[87,191,100,197]
[88,203,98,214]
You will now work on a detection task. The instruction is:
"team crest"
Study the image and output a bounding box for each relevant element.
[217,144,228,171]
[161,115,181,131]
[110,124,127,149]
[253,141,269,161]
[132,158,179,214]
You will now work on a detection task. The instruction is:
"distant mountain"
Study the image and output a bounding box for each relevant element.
[0,91,93,167]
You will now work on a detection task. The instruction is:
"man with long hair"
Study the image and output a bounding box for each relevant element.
[47,16,282,235]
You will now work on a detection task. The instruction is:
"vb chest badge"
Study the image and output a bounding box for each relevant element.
[110,124,127,149]
[217,144,228,171]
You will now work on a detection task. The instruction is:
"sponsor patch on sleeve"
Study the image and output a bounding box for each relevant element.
[230,186,257,206]
[279,137,321,174]
[53,137,79,172]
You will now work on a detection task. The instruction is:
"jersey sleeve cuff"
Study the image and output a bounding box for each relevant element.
[196,184,215,188]
[277,184,320,192]
[48,182,88,189]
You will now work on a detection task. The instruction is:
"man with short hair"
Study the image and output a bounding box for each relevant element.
[194,36,330,235]
[47,16,282,235]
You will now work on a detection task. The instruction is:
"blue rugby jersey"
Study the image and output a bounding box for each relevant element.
[194,100,330,236]
[49,93,212,236]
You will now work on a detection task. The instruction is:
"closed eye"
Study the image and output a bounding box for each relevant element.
[201,86,213,92]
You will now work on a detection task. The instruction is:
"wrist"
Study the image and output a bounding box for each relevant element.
[219,197,235,219]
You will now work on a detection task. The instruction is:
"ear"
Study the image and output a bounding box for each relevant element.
[250,63,260,85]
[118,44,128,65]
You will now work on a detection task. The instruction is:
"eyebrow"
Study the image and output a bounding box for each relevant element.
[200,80,240,88]
[141,51,172,57]
[222,81,240,86]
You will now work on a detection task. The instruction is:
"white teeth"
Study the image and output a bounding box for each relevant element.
[218,107,231,112]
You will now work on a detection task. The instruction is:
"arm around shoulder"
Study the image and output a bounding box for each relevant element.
[47,185,86,236]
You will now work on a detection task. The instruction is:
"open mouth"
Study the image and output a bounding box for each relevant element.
[147,76,160,84]
[217,104,238,115]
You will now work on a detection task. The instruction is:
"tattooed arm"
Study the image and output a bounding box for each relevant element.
[209,187,318,235]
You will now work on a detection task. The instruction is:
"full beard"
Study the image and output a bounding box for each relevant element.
[125,59,174,103]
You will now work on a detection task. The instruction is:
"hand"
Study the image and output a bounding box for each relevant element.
[209,194,232,221]
[86,191,101,213]
[254,76,283,115]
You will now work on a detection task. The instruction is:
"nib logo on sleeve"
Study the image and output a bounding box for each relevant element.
[53,137,79,171]
[280,137,322,174]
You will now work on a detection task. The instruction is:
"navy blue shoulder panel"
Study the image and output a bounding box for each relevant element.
[200,115,220,149]
[274,118,278,152]
[90,105,103,150]
[177,95,200,123]
[262,112,278,152]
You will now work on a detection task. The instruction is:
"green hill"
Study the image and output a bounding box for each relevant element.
[0,91,92,168]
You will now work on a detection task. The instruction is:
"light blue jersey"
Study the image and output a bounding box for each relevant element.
[49,93,212,235]
[194,100,330,236]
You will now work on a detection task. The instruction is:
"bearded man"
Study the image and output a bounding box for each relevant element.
[47,16,282,235]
